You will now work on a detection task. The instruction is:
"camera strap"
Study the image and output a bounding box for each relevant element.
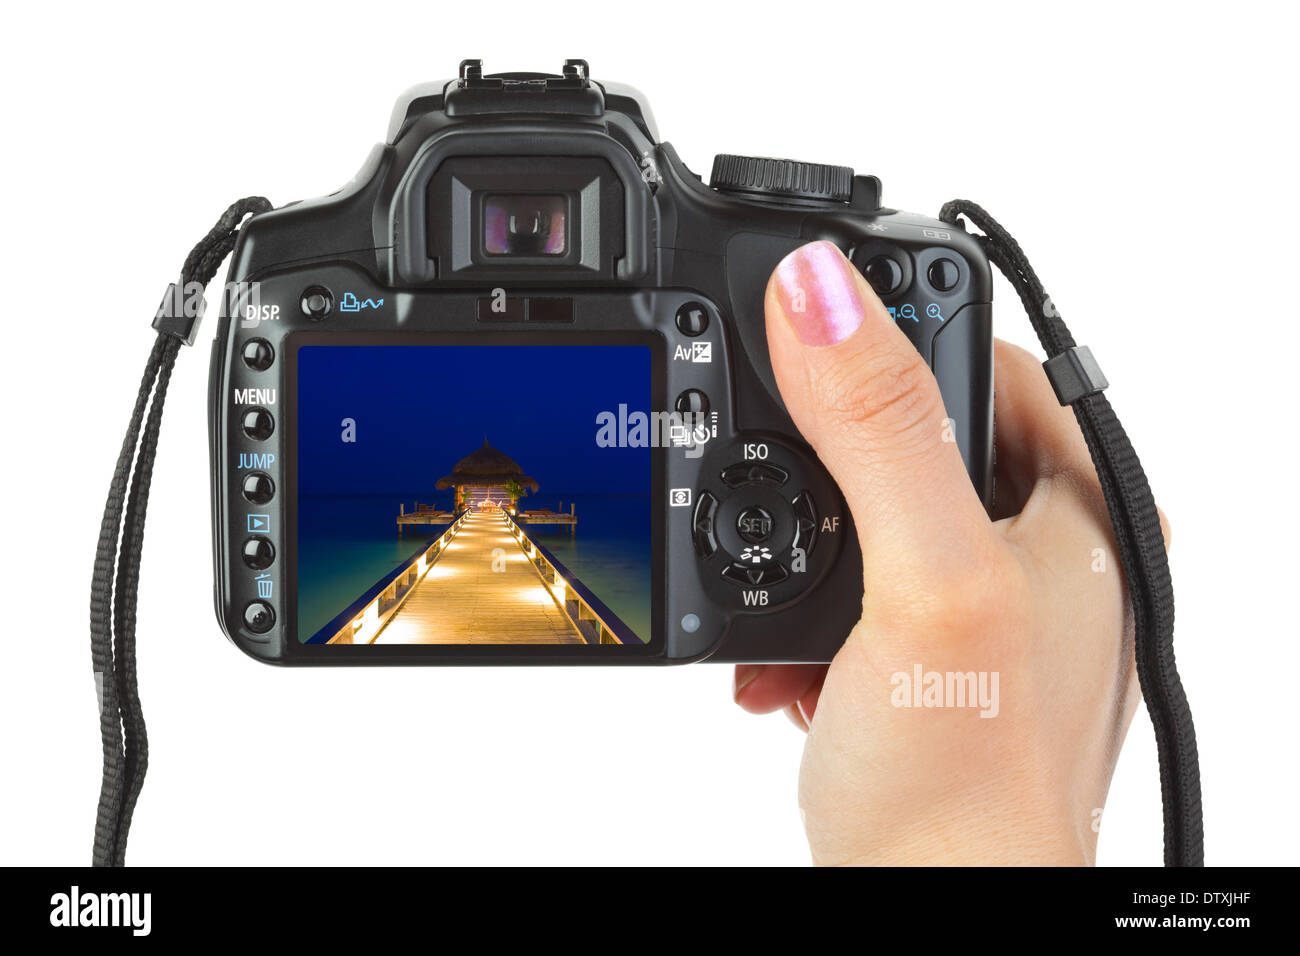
[86,196,1202,867]
[89,197,272,866]
[940,200,1203,866]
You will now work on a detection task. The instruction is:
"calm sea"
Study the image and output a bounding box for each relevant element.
[297,492,653,644]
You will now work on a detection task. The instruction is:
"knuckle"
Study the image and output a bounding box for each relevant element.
[818,349,940,437]
[874,543,1030,643]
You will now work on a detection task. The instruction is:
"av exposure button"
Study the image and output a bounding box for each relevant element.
[735,505,775,544]
[241,338,275,371]
[692,491,719,557]
[242,472,275,505]
[675,301,709,336]
[243,600,276,634]
[242,536,275,570]
[241,408,275,441]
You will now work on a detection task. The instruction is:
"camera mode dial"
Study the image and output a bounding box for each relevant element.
[710,155,854,204]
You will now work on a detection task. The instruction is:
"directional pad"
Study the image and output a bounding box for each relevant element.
[720,462,789,489]
[722,562,789,588]
[791,490,819,556]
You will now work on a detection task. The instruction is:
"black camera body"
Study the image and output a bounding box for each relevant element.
[211,60,994,665]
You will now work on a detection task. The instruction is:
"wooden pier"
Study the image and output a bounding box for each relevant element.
[397,502,576,536]
[326,510,629,646]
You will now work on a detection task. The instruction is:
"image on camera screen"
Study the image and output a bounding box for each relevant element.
[295,344,653,647]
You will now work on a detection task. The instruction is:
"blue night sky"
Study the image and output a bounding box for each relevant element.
[296,345,653,497]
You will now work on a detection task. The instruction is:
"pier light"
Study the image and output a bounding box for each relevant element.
[352,600,380,645]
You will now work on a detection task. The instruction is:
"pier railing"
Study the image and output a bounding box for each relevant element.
[503,511,639,646]
[322,510,468,645]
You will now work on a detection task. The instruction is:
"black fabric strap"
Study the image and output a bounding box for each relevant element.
[939,200,1204,867]
[90,197,272,866]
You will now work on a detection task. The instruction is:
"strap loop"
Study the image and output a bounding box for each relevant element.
[1043,345,1109,405]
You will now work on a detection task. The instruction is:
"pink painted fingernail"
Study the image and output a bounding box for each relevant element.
[773,241,869,346]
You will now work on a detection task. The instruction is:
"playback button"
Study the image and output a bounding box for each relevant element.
[242,536,275,570]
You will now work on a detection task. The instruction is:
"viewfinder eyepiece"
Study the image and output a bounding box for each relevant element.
[483,194,568,256]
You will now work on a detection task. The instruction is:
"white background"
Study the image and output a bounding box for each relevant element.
[3,2,1296,866]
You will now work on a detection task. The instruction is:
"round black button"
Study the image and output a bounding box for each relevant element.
[674,389,710,417]
[243,601,276,634]
[863,255,903,296]
[927,258,960,292]
[242,472,275,505]
[242,536,275,570]
[675,302,709,337]
[735,505,775,544]
[241,407,274,441]
[301,286,333,321]
[241,338,275,371]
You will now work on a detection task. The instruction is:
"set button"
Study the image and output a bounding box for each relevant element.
[241,408,275,441]
[735,505,775,544]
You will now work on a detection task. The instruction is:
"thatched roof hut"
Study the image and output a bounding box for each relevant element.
[436,439,539,493]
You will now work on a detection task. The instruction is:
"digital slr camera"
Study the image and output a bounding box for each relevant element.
[211,59,994,664]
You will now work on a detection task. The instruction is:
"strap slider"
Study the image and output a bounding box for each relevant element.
[1043,345,1108,405]
[152,281,207,346]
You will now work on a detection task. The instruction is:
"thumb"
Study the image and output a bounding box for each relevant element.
[765,240,993,587]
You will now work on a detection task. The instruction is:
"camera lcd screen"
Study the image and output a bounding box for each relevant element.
[483,193,568,256]
[293,343,654,648]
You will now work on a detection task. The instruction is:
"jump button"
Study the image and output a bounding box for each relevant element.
[242,472,275,505]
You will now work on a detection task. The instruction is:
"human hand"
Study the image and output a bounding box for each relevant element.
[734,241,1165,865]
